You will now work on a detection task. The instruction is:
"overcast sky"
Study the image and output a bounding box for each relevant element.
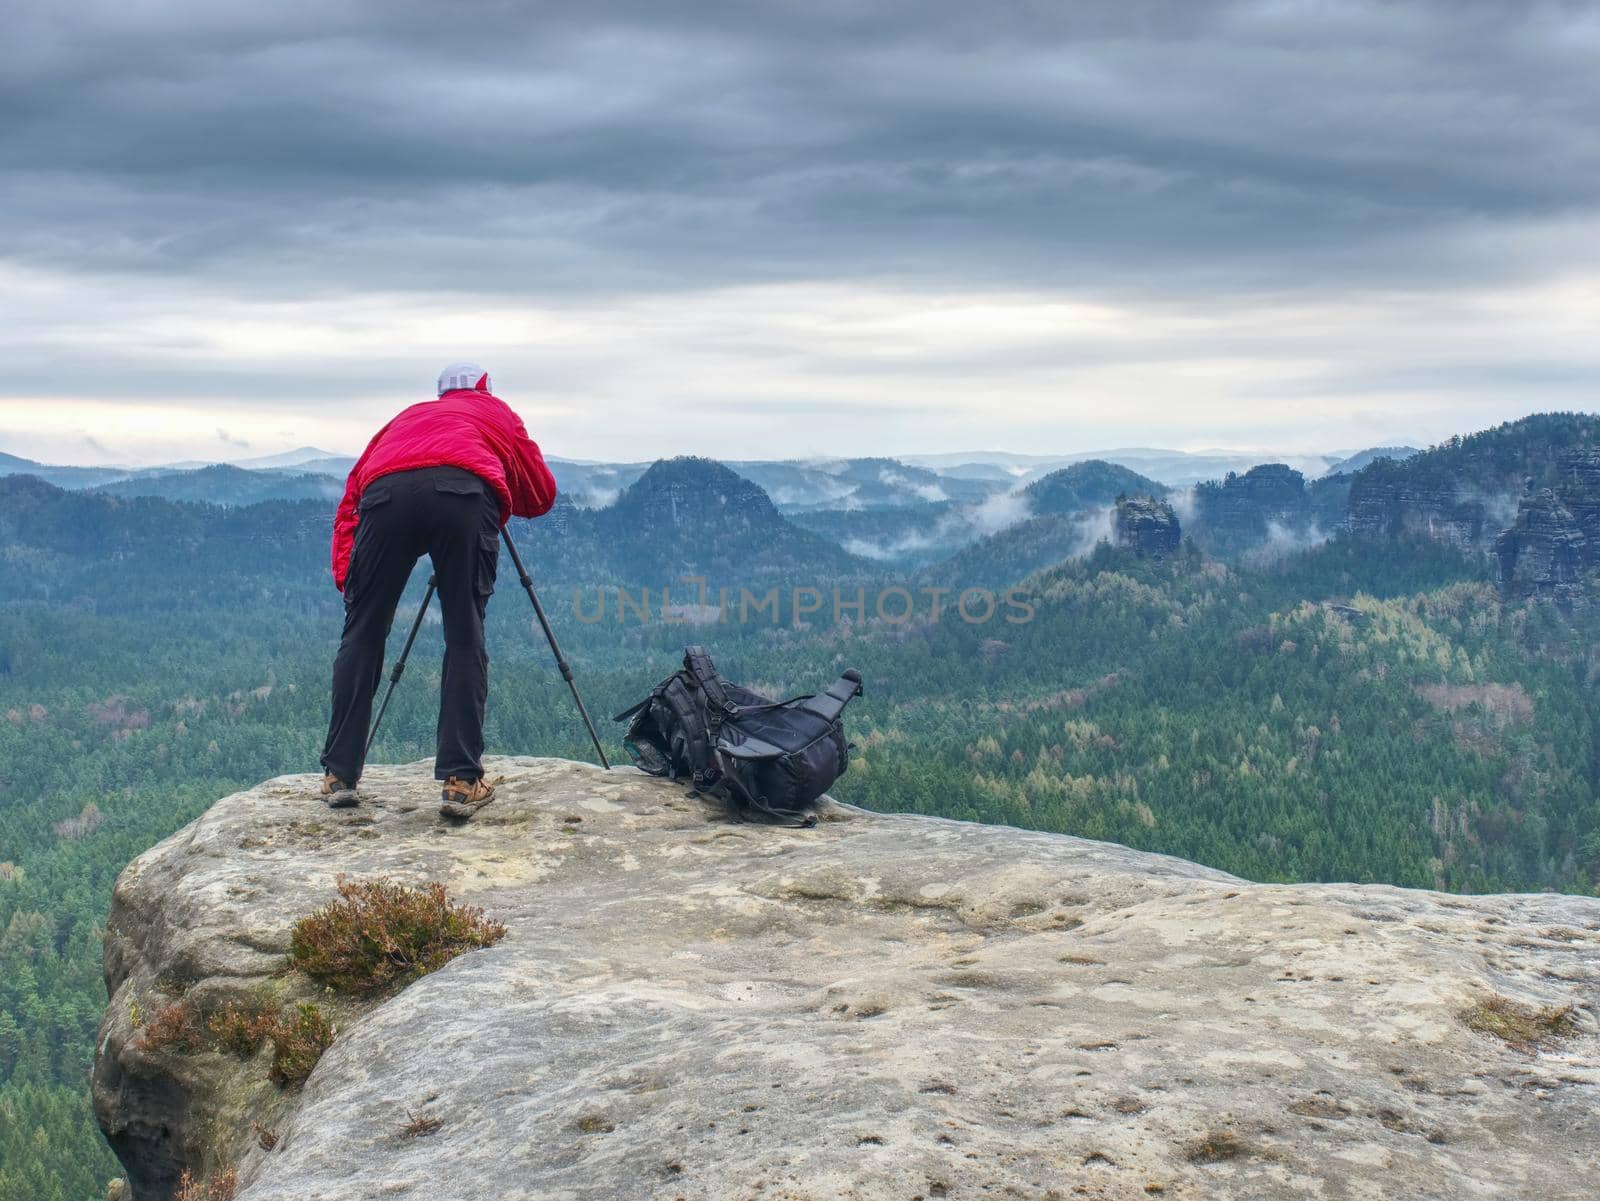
[3,0,1598,465]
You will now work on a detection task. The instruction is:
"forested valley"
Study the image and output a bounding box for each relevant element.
[3,414,1600,1197]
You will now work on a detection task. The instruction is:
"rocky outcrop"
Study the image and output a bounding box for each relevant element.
[1344,472,1504,549]
[1212,462,1306,511]
[1111,496,1180,557]
[1492,452,1600,603]
[1556,448,1600,535]
[1343,423,1600,573]
[1494,490,1588,606]
[1188,464,1314,557]
[96,759,1600,1201]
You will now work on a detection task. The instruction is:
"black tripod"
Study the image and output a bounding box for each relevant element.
[364,573,436,758]
[364,529,610,769]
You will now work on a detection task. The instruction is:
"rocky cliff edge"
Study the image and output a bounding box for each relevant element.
[93,758,1600,1201]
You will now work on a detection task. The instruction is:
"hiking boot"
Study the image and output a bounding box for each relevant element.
[440,775,495,820]
[320,773,359,808]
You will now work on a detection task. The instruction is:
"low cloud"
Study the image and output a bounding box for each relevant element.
[1242,520,1330,566]
[1168,486,1198,526]
[1456,484,1521,533]
[1070,506,1116,558]
[843,531,939,561]
[969,489,1034,536]
[572,486,621,510]
[838,483,1036,561]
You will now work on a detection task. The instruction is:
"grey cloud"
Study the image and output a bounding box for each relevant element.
[6,0,1600,299]
[4,0,1599,461]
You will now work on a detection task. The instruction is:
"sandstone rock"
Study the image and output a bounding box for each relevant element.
[95,759,1600,1201]
[1111,497,1180,557]
[1494,453,1600,603]
[1554,448,1600,541]
[1190,464,1313,557]
[1343,474,1491,549]
[1345,446,1600,569]
[1494,489,1589,606]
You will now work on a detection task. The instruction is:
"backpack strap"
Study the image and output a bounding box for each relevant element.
[683,645,739,734]
[716,733,788,761]
[795,669,863,724]
[612,696,653,724]
[712,747,819,829]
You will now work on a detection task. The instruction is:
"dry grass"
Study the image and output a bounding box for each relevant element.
[175,1168,236,1201]
[401,1107,444,1139]
[1460,995,1577,1052]
[1185,1130,1248,1164]
[289,876,507,996]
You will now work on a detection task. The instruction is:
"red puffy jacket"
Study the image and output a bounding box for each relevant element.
[330,388,557,590]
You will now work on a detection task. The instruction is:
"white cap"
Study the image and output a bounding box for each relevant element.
[437,361,491,396]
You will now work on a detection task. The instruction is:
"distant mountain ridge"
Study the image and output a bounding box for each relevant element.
[583,457,868,582]
[92,464,343,506]
[897,447,1348,487]
[0,459,869,612]
[226,446,342,470]
[1322,446,1419,477]
[8,417,1599,602]
[1023,460,1166,516]
[0,452,139,489]
[6,442,1412,505]
[552,456,1004,513]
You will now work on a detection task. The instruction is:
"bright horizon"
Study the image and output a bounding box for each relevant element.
[2,425,1426,473]
[2,439,1427,473]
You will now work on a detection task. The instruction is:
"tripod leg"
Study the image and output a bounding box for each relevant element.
[499,528,611,769]
[365,577,436,758]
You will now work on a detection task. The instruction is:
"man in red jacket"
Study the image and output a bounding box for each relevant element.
[320,362,557,816]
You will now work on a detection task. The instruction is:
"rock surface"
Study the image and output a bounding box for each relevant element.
[1493,453,1600,603]
[95,759,1600,1201]
[1111,497,1181,558]
[1343,474,1492,549]
[1340,444,1600,605]
[1189,464,1314,557]
[1493,489,1589,606]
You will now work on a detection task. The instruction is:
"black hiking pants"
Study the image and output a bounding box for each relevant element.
[321,466,500,785]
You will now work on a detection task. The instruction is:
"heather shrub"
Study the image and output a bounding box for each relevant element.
[136,1001,204,1053]
[269,1002,336,1085]
[289,877,506,995]
[208,1000,279,1058]
[209,994,335,1085]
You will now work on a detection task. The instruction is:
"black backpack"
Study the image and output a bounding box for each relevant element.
[613,646,864,826]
